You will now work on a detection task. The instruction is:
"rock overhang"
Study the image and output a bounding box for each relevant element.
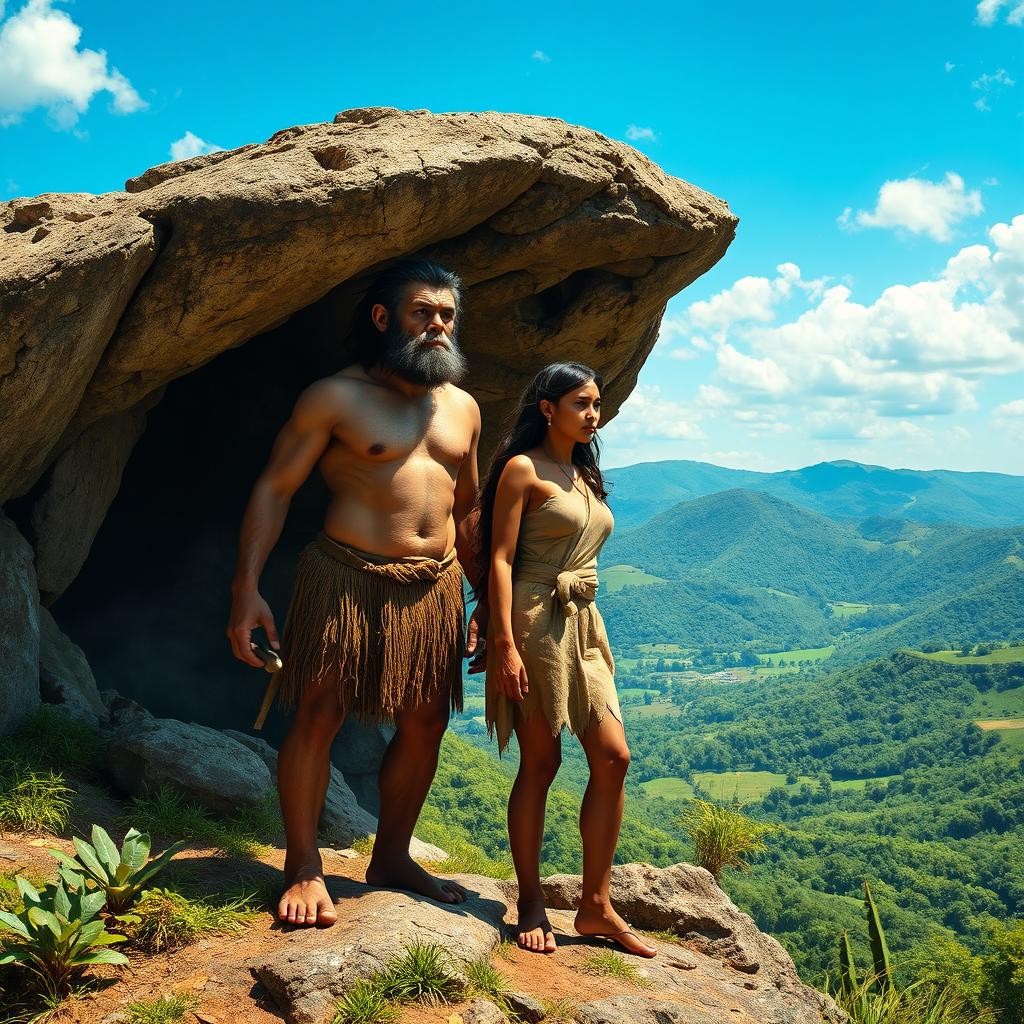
[1,106,737,509]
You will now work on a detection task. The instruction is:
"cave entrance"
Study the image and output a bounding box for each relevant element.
[55,297,390,809]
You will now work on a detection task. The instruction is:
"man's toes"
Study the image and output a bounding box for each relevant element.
[544,932,557,952]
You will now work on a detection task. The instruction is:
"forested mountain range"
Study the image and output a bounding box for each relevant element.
[605,458,1024,530]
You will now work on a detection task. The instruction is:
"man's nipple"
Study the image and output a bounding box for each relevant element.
[368,443,385,456]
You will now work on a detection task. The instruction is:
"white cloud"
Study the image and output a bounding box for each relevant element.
[842,172,983,242]
[669,346,699,361]
[972,68,1015,111]
[169,130,224,162]
[697,214,1024,423]
[625,124,657,142]
[0,0,146,128]
[608,385,705,440]
[976,0,1024,26]
[994,398,1024,416]
[687,263,827,339]
[945,61,957,72]
[531,49,550,63]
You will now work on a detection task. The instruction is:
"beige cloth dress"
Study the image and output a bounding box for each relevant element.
[485,481,620,754]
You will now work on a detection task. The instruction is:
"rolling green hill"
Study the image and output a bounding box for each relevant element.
[599,489,1024,658]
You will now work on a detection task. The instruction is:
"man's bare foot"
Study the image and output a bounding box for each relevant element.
[516,897,556,953]
[575,899,657,958]
[365,852,467,904]
[278,863,338,927]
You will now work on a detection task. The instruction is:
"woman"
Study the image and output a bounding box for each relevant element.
[478,362,656,958]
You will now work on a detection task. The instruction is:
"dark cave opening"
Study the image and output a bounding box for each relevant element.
[54,307,391,807]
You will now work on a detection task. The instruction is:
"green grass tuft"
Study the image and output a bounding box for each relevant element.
[124,993,200,1024]
[579,950,650,986]
[125,785,280,860]
[378,940,463,1006]
[464,956,512,1011]
[3,707,103,775]
[130,887,260,952]
[424,839,514,880]
[0,768,73,835]
[493,938,518,962]
[678,798,777,880]
[350,835,375,856]
[541,997,578,1024]
[331,978,400,1024]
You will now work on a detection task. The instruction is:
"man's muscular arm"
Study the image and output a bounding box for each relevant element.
[452,392,482,589]
[452,392,487,667]
[227,380,341,667]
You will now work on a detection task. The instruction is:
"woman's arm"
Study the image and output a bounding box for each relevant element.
[488,455,534,701]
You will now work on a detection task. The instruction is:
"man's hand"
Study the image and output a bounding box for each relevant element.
[464,603,488,674]
[228,589,280,668]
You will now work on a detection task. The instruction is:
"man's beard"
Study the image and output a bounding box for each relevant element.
[377,321,468,387]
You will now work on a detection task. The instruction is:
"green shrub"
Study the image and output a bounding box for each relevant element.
[678,799,775,880]
[825,974,997,1024]
[0,871,127,998]
[49,825,185,914]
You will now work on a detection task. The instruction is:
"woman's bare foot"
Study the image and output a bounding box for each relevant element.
[516,897,556,953]
[365,852,467,904]
[574,899,657,958]
[278,861,338,927]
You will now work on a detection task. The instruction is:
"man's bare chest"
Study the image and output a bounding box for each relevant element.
[331,400,469,470]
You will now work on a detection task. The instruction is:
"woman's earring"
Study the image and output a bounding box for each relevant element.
[546,416,552,427]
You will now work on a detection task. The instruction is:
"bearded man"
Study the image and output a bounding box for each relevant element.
[227,259,483,926]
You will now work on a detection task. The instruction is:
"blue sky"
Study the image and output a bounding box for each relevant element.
[2,0,1022,474]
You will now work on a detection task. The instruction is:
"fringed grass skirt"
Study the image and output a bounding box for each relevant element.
[275,532,465,722]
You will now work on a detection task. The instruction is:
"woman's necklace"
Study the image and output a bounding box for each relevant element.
[554,459,589,507]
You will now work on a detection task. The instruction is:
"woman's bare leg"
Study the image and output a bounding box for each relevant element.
[508,709,561,952]
[574,710,656,957]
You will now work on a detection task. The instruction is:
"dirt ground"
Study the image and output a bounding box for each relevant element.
[0,794,672,1024]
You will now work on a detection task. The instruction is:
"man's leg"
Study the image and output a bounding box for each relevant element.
[365,688,466,903]
[277,675,346,926]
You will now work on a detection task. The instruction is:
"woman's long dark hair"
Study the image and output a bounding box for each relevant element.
[474,361,609,603]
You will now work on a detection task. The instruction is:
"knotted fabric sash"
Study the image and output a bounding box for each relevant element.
[515,559,599,616]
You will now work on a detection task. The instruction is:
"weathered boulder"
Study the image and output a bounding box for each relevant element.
[462,998,507,1024]
[249,874,507,1024]
[37,607,107,727]
[0,514,40,735]
[505,989,546,1022]
[105,709,273,813]
[538,863,821,995]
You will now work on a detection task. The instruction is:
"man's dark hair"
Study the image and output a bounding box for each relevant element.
[351,259,463,369]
